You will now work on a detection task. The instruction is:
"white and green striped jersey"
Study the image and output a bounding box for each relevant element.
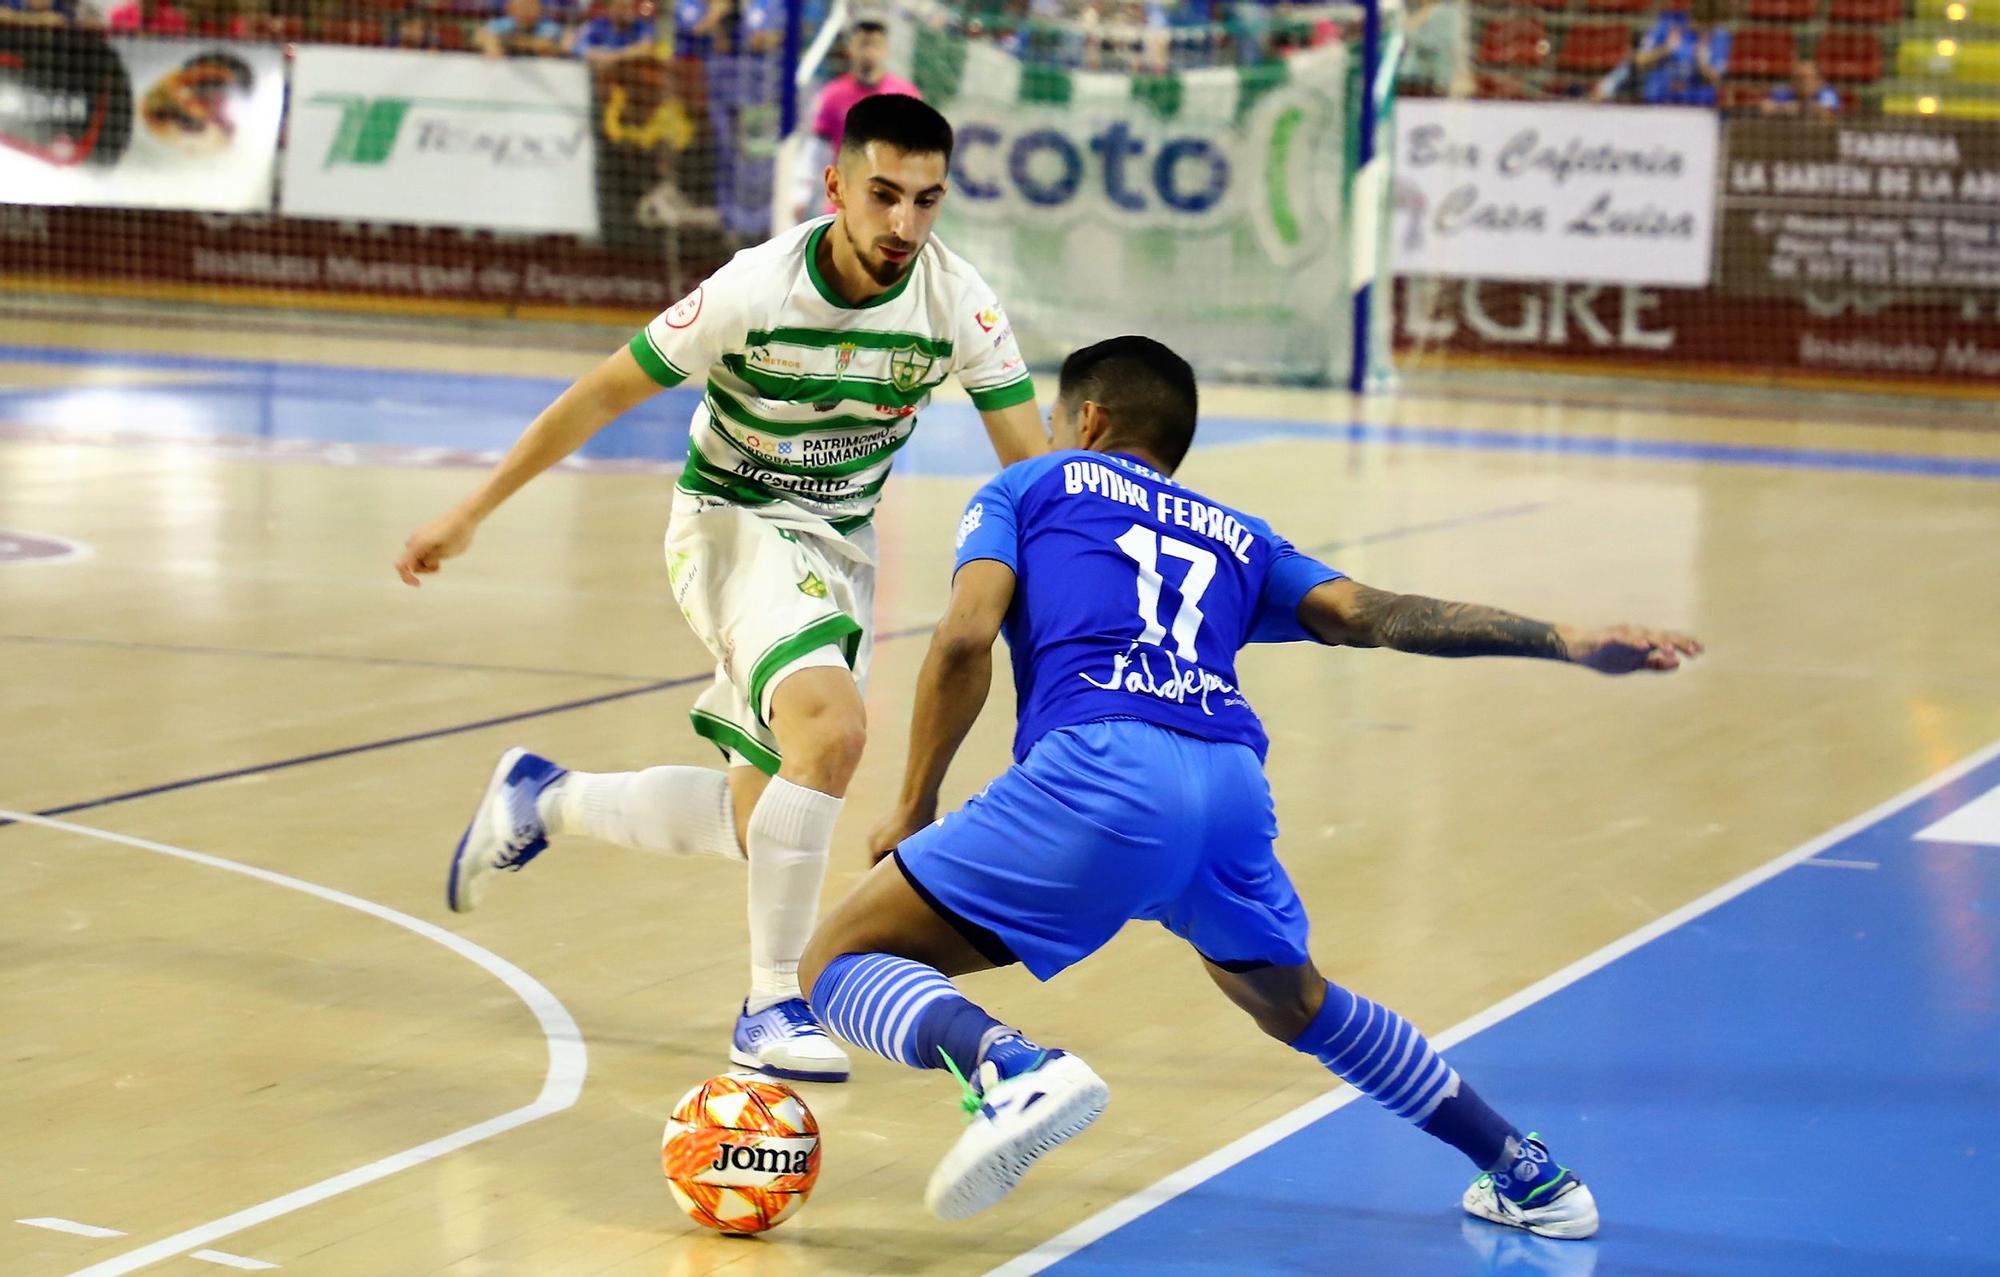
[628,217,1037,533]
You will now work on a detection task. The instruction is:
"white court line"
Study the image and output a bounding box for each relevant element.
[18,1219,125,1239]
[986,737,2000,1277]
[0,807,588,1277]
[190,1250,280,1271]
[1803,858,1880,870]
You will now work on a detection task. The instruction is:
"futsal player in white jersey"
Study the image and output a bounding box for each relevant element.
[394,95,1047,1082]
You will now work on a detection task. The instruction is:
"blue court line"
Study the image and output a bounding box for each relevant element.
[3,674,707,828]
[1195,416,2000,482]
[5,341,1998,481]
[1018,741,2000,1276]
[0,501,1548,830]
[0,622,919,825]
[0,633,660,684]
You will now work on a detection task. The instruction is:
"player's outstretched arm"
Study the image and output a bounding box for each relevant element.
[977,400,1050,468]
[1296,578,1702,674]
[867,559,1017,861]
[394,346,662,586]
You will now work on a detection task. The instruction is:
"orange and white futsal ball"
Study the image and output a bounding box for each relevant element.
[661,1072,822,1234]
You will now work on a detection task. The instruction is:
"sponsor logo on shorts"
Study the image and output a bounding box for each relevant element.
[798,571,828,599]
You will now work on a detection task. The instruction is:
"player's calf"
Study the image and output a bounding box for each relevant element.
[1211,962,1598,1240]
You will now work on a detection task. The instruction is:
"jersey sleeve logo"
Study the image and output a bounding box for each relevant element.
[956,502,984,549]
[665,285,704,329]
[974,306,1001,332]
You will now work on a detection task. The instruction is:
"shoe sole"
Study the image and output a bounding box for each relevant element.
[926,1068,1110,1222]
[727,1048,850,1083]
[1463,1189,1600,1240]
[446,747,528,914]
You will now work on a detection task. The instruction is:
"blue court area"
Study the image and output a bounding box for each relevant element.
[1043,747,2000,1277]
[7,343,2000,482]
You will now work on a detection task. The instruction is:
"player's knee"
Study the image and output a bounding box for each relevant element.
[792,708,866,785]
[770,667,868,789]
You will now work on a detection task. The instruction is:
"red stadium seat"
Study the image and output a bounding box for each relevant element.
[1817,29,1884,81]
[1478,17,1551,68]
[1722,80,1774,110]
[1730,27,1798,78]
[1826,0,1903,21]
[1474,71,1539,98]
[1557,22,1633,72]
[1583,0,1651,14]
[1746,0,1819,20]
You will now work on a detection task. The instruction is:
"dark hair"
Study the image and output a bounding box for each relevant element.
[839,93,953,163]
[851,18,887,35]
[1057,336,1199,469]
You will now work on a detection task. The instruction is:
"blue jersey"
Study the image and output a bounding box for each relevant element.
[954,450,1343,762]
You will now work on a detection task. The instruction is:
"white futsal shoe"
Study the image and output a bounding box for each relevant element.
[730,998,851,1083]
[925,1052,1110,1221]
[445,747,567,913]
[1461,1135,1600,1240]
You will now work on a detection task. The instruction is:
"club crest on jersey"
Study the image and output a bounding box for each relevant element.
[798,571,827,599]
[889,345,934,394]
[834,341,858,374]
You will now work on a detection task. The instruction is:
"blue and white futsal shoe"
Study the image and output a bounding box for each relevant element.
[925,1052,1110,1221]
[731,998,851,1083]
[446,747,567,913]
[1461,1135,1600,1240]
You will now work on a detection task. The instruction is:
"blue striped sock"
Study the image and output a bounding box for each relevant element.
[1289,981,1522,1161]
[810,952,1030,1076]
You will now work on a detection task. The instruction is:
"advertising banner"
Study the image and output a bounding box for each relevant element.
[282,47,599,235]
[921,40,1356,381]
[1392,100,1720,287]
[0,30,283,212]
[1720,119,2000,296]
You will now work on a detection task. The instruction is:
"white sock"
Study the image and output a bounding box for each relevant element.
[539,768,741,861]
[744,776,843,1013]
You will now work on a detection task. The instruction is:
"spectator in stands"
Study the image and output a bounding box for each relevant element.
[389,13,445,47]
[1763,58,1840,116]
[673,0,729,56]
[570,0,657,61]
[812,20,919,154]
[1633,0,1731,106]
[1400,0,1470,97]
[738,0,782,53]
[0,0,71,27]
[788,19,920,223]
[105,0,189,32]
[479,0,563,56]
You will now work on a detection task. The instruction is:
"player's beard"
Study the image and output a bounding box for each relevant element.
[864,243,915,287]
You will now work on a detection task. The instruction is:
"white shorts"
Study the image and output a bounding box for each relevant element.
[664,490,875,774]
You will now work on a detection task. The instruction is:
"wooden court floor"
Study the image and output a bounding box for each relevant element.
[3,315,1999,1275]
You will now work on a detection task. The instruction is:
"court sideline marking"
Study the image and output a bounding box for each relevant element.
[985,735,2000,1276]
[0,807,588,1277]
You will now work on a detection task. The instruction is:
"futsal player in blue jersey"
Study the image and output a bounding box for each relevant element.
[799,336,1700,1233]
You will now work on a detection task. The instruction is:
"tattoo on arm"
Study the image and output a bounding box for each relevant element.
[1347,584,1570,661]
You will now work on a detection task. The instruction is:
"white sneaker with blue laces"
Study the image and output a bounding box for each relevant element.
[730,998,851,1082]
[1461,1135,1600,1239]
[925,1052,1110,1221]
[446,747,567,913]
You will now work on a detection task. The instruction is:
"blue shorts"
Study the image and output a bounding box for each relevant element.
[895,720,1311,981]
